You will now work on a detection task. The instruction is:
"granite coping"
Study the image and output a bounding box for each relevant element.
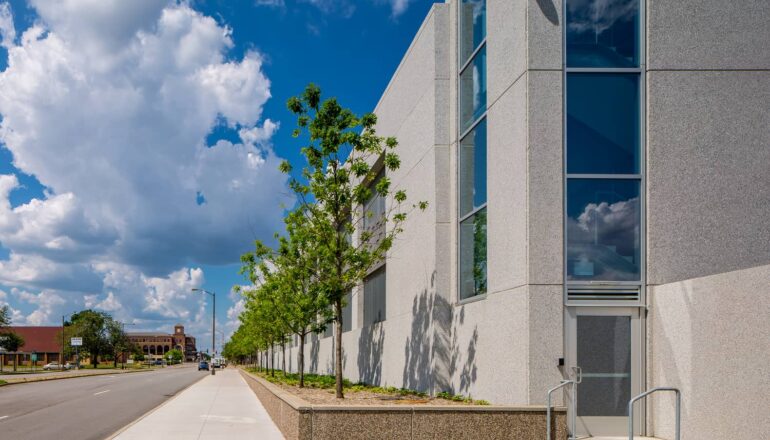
[239,368,567,413]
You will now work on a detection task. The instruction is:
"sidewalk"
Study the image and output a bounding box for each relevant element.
[112,368,284,440]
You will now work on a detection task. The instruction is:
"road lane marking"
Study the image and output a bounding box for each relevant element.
[93,390,111,396]
[0,415,8,420]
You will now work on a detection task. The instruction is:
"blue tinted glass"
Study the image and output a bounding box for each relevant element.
[566,0,639,67]
[459,47,486,133]
[460,207,487,299]
[459,119,487,217]
[459,0,486,64]
[567,73,639,174]
[567,179,640,281]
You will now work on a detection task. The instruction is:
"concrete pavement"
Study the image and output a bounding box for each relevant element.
[0,363,205,440]
[112,368,284,440]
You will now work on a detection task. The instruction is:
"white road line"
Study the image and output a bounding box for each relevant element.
[0,415,9,420]
[93,390,111,396]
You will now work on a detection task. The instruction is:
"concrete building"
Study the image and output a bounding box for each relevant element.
[127,324,197,362]
[279,1,770,438]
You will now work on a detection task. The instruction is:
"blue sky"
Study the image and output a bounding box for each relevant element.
[0,0,436,354]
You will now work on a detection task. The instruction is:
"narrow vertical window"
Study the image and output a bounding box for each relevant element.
[565,0,643,293]
[364,267,386,325]
[458,0,487,301]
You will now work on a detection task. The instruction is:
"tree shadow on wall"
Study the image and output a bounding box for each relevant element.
[324,334,347,376]
[357,323,385,385]
[309,333,320,374]
[401,271,478,396]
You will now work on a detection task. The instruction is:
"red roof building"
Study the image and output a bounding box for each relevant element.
[1,326,65,367]
[5,326,63,353]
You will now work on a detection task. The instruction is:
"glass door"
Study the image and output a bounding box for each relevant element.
[567,307,643,437]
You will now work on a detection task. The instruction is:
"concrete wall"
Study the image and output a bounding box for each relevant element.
[645,2,770,438]
[647,264,770,440]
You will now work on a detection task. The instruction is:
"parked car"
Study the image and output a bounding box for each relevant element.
[43,362,63,370]
[154,359,163,366]
[198,361,209,371]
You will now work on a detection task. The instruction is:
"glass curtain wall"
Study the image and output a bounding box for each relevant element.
[565,0,643,287]
[458,0,487,300]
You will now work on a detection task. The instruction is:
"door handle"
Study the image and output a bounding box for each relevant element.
[571,366,582,384]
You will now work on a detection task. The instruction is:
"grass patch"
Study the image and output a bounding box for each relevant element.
[246,369,489,405]
[0,380,6,386]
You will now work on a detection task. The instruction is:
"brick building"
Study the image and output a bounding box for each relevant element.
[127,324,197,362]
[0,326,65,368]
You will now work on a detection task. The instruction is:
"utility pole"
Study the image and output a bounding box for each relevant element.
[192,288,216,376]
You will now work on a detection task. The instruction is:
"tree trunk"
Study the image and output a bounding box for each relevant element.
[281,342,286,373]
[299,333,306,388]
[334,296,344,398]
[270,345,274,377]
[92,353,98,368]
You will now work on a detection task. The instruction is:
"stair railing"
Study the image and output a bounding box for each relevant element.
[547,366,581,440]
[628,387,681,440]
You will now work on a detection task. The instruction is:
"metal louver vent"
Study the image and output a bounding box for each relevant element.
[567,286,640,302]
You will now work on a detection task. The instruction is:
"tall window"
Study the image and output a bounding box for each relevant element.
[458,0,487,300]
[565,0,642,286]
[364,169,386,246]
[363,267,386,325]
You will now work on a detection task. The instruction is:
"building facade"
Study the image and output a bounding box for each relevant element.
[278,1,770,439]
[0,326,66,368]
[127,324,197,362]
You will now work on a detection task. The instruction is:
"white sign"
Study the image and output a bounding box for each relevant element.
[71,337,83,346]
[126,359,134,364]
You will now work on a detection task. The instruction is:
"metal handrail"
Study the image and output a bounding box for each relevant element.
[547,380,574,440]
[628,387,681,440]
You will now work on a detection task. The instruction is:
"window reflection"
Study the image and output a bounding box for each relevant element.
[459,119,487,217]
[566,0,639,67]
[567,73,639,174]
[567,179,640,281]
[460,207,487,299]
[459,46,487,133]
[459,0,486,65]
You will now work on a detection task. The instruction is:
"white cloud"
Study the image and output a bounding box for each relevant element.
[0,2,291,274]
[12,287,66,325]
[0,1,293,328]
[376,0,414,17]
[255,0,286,8]
[0,2,14,49]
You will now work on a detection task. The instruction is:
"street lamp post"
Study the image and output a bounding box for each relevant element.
[192,288,216,376]
[61,312,77,369]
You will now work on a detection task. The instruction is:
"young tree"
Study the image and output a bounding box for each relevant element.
[0,305,10,328]
[166,349,184,363]
[105,319,130,368]
[67,310,110,367]
[241,209,330,387]
[283,84,426,397]
[0,305,24,371]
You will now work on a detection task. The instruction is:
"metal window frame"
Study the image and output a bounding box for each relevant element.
[562,0,647,309]
[455,0,489,306]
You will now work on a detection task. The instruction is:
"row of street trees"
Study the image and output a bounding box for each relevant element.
[224,85,425,397]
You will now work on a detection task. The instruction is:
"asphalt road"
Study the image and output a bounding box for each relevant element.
[0,364,206,440]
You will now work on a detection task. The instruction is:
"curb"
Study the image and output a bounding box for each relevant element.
[0,368,157,386]
[104,371,210,440]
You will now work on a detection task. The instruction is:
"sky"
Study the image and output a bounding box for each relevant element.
[0,0,437,354]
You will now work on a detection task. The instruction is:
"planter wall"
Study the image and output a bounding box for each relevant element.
[239,369,568,440]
